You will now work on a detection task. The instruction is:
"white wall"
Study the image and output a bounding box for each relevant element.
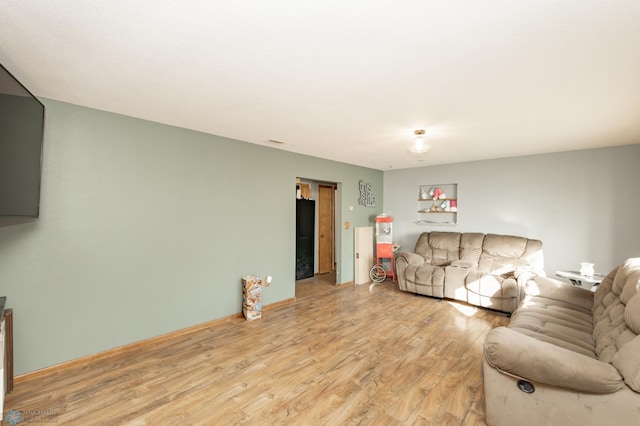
[384,144,640,277]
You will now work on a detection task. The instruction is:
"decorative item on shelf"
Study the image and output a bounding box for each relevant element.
[429,202,440,212]
[428,186,447,200]
[442,200,451,211]
[580,262,595,277]
[408,129,431,154]
[450,200,457,212]
[430,186,441,199]
[420,187,429,200]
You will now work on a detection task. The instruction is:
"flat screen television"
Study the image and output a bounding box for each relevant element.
[0,63,45,218]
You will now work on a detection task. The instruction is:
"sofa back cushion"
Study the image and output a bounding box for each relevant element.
[413,232,461,266]
[459,233,485,263]
[592,258,640,365]
[611,292,640,392]
[478,234,543,275]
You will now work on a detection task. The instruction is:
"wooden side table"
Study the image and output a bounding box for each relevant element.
[555,270,606,291]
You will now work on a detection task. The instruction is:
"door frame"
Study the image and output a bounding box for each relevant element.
[295,178,338,283]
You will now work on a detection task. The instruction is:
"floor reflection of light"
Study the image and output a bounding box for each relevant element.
[369,281,387,292]
[447,301,478,317]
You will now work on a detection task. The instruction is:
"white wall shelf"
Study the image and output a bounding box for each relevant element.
[415,183,458,226]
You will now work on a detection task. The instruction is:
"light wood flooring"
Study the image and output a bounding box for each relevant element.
[5,281,508,425]
[295,271,339,299]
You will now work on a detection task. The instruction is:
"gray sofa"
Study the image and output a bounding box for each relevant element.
[394,232,544,314]
[483,257,640,425]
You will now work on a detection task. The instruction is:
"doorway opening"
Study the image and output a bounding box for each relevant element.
[295,178,338,299]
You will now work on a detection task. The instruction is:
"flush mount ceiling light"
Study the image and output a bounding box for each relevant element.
[408,129,431,154]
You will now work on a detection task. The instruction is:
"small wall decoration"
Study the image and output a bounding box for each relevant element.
[358,180,376,207]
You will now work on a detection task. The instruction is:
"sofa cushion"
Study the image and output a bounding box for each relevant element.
[611,334,640,392]
[413,231,462,266]
[626,294,640,334]
[428,232,462,266]
[611,259,640,297]
[459,233,484,264]
[593,300,628,363]
[485,326,624,394]
[413,232,432,258]
[478,234,529,275]
[509,295,595,358]
[592,258,640,363]
[483,234,527,257]
[464,271,515,299]
[620,269,640,306]
[402,264,445,298]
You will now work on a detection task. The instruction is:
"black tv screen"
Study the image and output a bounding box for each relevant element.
[0,63,45,218]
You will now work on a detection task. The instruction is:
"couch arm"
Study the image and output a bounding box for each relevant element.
[395,251,427,292]
[484,327,624,394]
[394,252,426,266]
[525,276,594,310]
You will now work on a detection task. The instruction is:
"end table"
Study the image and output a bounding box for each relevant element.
[555,270,606,291]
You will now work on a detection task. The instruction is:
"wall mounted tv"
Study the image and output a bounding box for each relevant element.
[0,63,45,218]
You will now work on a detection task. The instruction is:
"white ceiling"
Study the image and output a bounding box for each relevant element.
[1,1,640,170]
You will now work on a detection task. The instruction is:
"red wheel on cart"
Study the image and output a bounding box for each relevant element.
[370,264,387,283]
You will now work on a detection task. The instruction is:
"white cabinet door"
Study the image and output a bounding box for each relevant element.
[354,227,374,285]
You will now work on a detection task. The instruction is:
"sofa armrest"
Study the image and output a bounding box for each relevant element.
[513,266,545,291]
[484,327,624,394]
[525,276,594,310]
[394,252,426,266]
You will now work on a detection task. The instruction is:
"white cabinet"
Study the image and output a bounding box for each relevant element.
[354,227,374,285]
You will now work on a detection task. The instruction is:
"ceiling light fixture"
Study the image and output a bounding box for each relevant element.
[408,129,431,154]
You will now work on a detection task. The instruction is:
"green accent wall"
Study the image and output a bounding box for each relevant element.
[0,99,383,375]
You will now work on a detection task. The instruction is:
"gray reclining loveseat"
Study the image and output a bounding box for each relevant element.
[395,232,544,314]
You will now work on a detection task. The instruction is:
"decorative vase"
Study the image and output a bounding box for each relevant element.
[580,262,595,277]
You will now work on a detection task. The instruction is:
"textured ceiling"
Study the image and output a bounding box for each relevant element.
[1,1,639,170]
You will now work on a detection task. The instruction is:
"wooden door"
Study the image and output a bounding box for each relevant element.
[318,185,334,274]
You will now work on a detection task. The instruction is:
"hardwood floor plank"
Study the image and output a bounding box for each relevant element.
[6,282,508,425]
